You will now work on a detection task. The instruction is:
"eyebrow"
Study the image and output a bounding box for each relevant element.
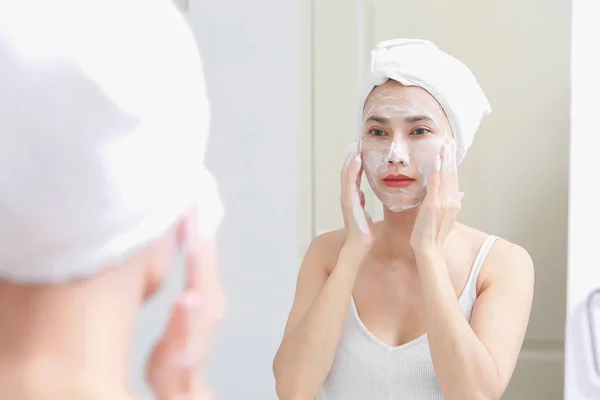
[405,115,434,123]
[365,115,389,124]
[365,115,435,124]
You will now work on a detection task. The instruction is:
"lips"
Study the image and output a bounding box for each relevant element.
[383,173,415,188]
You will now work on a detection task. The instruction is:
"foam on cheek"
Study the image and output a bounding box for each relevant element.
[359,90,451,212]
[412,135,446,175]
[362,146,389,177]
[362,143,426,209]
[361,135,451,212]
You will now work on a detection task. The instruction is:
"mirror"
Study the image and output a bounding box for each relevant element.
[276,0,569,399]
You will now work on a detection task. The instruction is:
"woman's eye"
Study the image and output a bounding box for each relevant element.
[369,128,386,137]
[411,128,430,136]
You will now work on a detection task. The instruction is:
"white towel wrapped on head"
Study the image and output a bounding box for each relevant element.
[0,0,223,284]
[363,38,492,163]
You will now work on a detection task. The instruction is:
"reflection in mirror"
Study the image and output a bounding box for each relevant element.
[276,1,569,399]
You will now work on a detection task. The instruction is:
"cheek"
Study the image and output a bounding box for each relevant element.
[362,148,387,174]
[411,136,445,174]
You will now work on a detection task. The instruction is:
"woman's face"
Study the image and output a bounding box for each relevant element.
[361,80,453,212]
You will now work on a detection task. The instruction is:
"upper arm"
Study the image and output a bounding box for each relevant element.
[281,232,342,338]
[469,240,535,388]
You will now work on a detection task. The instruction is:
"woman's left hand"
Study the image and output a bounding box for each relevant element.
[410,140,463,256]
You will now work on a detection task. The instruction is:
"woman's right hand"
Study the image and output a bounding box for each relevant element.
[340,138,374,251]
[146,210,224,400]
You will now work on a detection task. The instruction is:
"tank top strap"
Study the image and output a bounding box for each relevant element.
[465,235,498,302]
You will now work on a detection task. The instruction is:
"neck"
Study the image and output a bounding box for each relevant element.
[0,268,142,396]
[371,205,421,265]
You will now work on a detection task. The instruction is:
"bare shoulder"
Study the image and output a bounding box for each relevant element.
[278,228,349,337]
[455,223,534,295]
[307,228,347,275]
[484,236,535,284]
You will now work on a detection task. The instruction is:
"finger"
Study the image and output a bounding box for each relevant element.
[341,139,361,202]
[180,207,225,331]
[175,292,206,365]
[452,140,459,181]
[148,209,223,400]
[359,190,365,209]
[356,137,364,188]
[449,140,460,200]
[189,238,219,293]
[365,209,374,227]
[442,140,459,201]
[357,162,363,189]
[175,291,220,387]
[155,291,219,392]
[439,142,453,202]
[341,154,352,188]
[342,156,362,207]
[426,155,442,201]
[342,138,361,182]
[182,209,201,290]
[147,293,203,395]
[182,211,225,347]
[164,294,199,354]
[344,154,362,187]
[183,211,223,301]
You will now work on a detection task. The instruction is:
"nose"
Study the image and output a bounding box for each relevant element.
[387,141,410,165]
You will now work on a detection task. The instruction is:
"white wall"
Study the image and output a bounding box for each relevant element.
[564,1,600,398]
[129,1,306,398]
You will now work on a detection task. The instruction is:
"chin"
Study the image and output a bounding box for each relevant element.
[373,191,424,213]
[387,201,422,213]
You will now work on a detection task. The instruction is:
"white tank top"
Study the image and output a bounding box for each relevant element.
[317,235,498,400]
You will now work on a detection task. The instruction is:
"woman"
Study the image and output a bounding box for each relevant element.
[0,0,224,399]
[273,39,534,400]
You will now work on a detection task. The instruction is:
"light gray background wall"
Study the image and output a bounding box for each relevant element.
[129,1,302,398]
